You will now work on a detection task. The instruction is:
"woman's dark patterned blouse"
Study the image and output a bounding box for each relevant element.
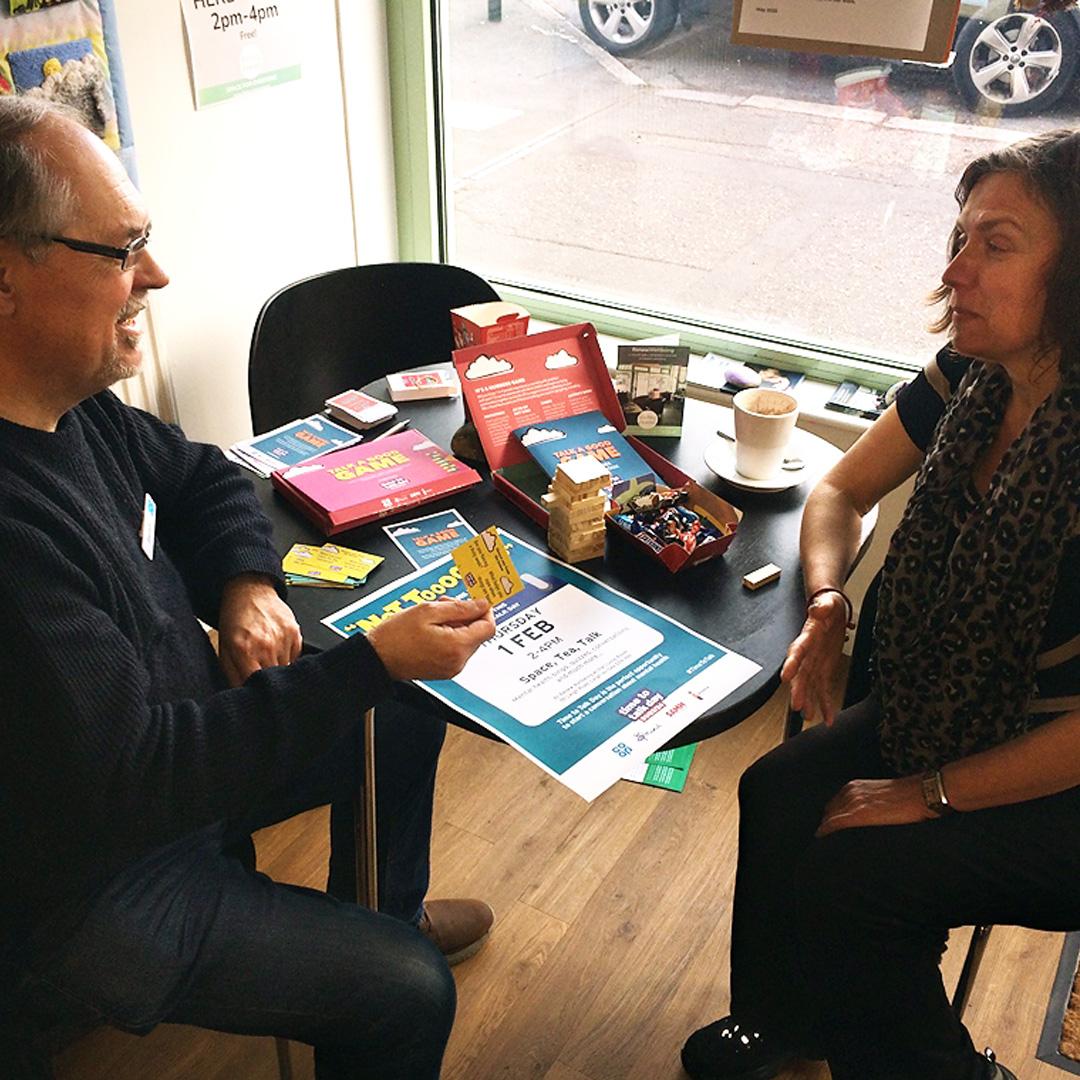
[895,349,1079,717]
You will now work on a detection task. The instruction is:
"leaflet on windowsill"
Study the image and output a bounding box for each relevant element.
[322,531,760,801]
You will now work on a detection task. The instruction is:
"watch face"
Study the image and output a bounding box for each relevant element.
[921,772,943,814]
[921,770,952,815]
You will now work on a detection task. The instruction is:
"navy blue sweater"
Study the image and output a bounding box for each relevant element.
[0,392,392,934]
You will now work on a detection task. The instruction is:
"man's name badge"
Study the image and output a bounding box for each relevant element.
[452,526,524,604]
[140,492,157,559]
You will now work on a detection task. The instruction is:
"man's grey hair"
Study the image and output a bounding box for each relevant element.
[0,96,81,259]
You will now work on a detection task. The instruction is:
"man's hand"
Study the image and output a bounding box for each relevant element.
[816,776,935,837]
[367,598,495,681]
[780,591,850,727]
[218,573,302,687]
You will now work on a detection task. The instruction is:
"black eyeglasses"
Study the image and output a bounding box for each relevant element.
[46,230,151,271]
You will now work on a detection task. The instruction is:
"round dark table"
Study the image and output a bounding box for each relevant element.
[254,384,858,749]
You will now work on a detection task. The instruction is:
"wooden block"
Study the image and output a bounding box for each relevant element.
[554,455,611,490]
[548,508,606,535]
[550,527,606,552]
[551,541,605,564]
[552,495,606,521]
[548,524,605,550]
[742,563,782,590]
[550,478,606,504]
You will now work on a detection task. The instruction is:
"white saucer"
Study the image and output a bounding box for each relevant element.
[703,427,828,492]
[704,439,805,492]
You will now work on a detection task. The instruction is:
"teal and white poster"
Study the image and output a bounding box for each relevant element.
[323,532,759,800]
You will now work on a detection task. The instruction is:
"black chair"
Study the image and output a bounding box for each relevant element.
[248,262,500,435]
[783,569,992,1020]
[247,262,500,1072]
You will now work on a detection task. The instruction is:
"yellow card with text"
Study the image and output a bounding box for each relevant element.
[452,526,524,604]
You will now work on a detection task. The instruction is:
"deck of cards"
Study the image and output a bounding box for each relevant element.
[282,543,383,588]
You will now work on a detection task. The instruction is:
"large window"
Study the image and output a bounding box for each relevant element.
[433,0,1077,372]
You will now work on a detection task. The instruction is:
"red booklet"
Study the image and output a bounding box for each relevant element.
[271,430,482,535]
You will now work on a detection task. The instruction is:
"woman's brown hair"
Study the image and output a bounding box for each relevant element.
[930,127,1080,384]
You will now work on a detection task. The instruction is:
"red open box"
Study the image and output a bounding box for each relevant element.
[452,323,740,571]
[450,301,531,349]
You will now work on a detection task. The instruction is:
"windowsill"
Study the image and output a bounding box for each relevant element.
[683,366,875,440]
[553,320,877,446]
[504,286,916,395]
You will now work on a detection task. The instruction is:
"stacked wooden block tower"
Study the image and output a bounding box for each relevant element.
[542,455,610,563]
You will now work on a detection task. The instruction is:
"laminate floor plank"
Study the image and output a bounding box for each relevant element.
[443,900,570,1080]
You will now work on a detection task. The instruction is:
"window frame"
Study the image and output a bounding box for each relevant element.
[386,0,927,392]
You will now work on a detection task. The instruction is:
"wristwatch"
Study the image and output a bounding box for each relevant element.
[920,768,956,816]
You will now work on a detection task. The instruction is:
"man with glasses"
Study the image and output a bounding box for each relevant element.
[0,97,496,1080]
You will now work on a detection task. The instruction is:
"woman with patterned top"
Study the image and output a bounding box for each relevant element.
[681,129,1079,1080]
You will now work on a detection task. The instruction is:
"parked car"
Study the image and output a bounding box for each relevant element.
[576,0,1080,116]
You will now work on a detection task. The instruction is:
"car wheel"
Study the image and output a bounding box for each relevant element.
[952,10,1079,116]
[577,0,679,56]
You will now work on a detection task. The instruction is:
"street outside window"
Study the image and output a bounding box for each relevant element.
[441,0,1078,368]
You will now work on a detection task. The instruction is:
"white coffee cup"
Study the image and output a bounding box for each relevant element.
[732,388,799,480]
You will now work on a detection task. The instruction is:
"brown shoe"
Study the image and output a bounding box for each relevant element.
[418,898,495,966]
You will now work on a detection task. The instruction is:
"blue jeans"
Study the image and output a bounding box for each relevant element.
[10,697,454,1080]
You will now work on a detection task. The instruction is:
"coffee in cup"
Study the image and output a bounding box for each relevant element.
[732,388,799,480]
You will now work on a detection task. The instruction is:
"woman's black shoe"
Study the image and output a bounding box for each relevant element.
[680,1016,792,1080]
[983,1047,1019,1080]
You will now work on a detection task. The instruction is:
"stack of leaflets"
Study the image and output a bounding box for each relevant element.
[282,543,383,588]
[227,415,362,478]
[687,353,806,399]
[386,369,460,402]
[825,381,887,420]
[271,429,483,535]
[324,389,398,431]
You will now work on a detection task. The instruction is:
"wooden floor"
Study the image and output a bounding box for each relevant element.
[57,686,1069,1079]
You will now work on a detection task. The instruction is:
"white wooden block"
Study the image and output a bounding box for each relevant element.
[742,563,782,590]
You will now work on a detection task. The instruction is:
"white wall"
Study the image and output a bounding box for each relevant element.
[113,0,396,447]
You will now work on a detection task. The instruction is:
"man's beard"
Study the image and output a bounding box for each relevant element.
[103,303,145,384]
[101,341,141,385]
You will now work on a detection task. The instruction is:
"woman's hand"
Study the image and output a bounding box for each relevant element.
[780,590,850,726]
[218,574,302,687]
[816,776,935,837]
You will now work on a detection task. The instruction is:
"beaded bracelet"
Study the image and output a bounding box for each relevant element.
[806,586,856,630]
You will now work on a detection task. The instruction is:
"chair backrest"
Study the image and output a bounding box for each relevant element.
[248,262,500,434]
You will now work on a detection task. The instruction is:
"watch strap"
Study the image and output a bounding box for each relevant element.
[920,768,955,816]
